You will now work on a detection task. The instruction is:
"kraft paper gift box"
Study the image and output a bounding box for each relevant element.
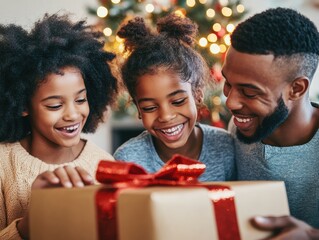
[29,155,290,240]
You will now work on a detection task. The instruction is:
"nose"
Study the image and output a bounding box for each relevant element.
[225,88,243,112]
[157,105,176,123]
[63,104,80,121]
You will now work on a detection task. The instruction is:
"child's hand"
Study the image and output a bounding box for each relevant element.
[32,166,94,189]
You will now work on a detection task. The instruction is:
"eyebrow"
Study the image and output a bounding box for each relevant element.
[222,70,261,90]
[41,88,87,102]
[137,89,188,104]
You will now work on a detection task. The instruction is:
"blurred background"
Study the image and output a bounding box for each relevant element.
[1,0,319,153]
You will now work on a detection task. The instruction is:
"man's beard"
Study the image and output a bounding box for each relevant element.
[236,96,289,144]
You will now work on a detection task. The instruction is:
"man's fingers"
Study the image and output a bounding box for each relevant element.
[251,216,295,230]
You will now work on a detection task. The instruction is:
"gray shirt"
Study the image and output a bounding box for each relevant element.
[230,122,319,227]
[114,123,236,182]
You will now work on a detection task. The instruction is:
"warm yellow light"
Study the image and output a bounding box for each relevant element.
[221,7,232,17]
[118,43,125,53]
[116,36,123,42]
[97,6,108,18]
[145,4,155,13]
[103,27,112,37]
[223,34,231,46]
[111,0,120,3]
[210,43,220,54]
[237,4,245,13]
[213,23,222,32]
[213,96,221,105]
[199,0,207,3]
[218,0,229,6]
[226,23,235,33]
[174,9,186,17]
[206,8,215,18]
[207,33,218,42]
[199,37,208,47]
[219,44,227,53]
[186,0,196,7]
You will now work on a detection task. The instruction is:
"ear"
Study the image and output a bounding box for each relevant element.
[288,77,309,100]
[195,89,204,105]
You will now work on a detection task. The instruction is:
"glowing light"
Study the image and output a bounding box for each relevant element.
[103,27,112,37]
[116,36,123,42]
[199,0,207,3]
[218,0,229,6]
[199,37,208,47]
[226,23,235,33]
[186,0,196,7]
[237,4,245,13]
[206,8,215,18]
[174,9,186,17]
[97,6,108,18]
[145,4,155,13]
[221,7,232,17]
[213,96,222,105]
[219,44,227,53]
[210,43,220,54]
[223,34,231,46]
[207,33,218,42]
[213,23,222,32]
[111,0,120,3]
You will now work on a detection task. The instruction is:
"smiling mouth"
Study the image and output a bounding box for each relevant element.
[235,116,253,123]
[57,123,80,133]
[159,124,184,136]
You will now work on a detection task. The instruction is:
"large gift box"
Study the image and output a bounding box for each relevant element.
[29,155,290,240]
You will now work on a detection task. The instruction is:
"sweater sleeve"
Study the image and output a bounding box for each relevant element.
[0,218,23,240]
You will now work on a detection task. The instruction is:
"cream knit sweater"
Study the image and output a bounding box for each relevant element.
[0,140,114,240]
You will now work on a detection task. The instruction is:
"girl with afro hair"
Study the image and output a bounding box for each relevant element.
[113,13,236,182]
[0,13,118,239]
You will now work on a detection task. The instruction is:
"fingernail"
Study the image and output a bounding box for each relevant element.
[86,175,93,182]
[77,182,84,187]
[254,216,270,224]
[64,182,72,188]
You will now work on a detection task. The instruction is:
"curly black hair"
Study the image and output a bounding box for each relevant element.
[117,13,211,100]
[0,13,118,142]
[231,7,319,81]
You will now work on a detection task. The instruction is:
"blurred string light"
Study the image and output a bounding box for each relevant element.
[88,0,246,66]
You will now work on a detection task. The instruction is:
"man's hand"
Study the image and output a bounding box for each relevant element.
[251,216,319,240]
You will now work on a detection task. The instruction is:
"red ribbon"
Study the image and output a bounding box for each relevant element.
[95,154,240,240]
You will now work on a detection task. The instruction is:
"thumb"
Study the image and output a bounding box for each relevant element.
[251,216,294,231]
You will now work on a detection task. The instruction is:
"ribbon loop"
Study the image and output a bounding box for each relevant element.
[96,154,206,186]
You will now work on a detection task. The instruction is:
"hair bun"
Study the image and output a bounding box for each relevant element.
[117,17,151,51]
[156,13,198,46]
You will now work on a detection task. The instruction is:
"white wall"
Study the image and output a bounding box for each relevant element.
[0,0,319,152]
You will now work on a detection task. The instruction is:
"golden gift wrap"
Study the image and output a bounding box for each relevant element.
[29,181,290,240]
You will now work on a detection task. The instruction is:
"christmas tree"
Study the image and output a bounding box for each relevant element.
[87,0,246,128]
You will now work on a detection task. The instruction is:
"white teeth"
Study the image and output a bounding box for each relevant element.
[235,117,252,123]
[161,124,183,136]
[63,124,79,131]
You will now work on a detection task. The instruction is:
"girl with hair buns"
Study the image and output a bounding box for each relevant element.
[0,13,117,239]
[114,14,236,182]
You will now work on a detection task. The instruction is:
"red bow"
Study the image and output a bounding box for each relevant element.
[96,154,206,187]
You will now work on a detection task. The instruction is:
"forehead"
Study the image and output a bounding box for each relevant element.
[136,70,191,97]
[35,67,85,97]
[222,47,283,88]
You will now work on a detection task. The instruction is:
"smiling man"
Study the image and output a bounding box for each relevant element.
[222,7,319,239]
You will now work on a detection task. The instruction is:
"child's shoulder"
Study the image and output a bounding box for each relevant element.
[82,139,113,160]
[199,123,231,136]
